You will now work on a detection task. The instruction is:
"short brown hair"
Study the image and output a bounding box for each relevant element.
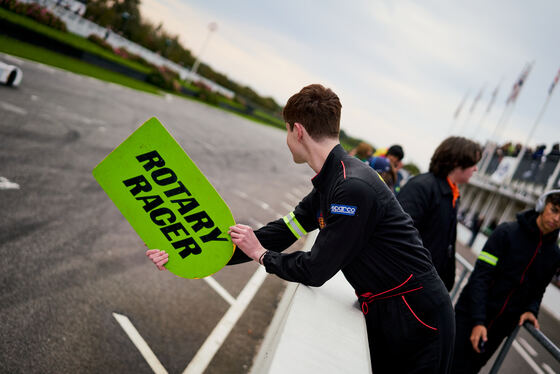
[429,136,482,178]
[282,84,341,140]
[355,142,374,160]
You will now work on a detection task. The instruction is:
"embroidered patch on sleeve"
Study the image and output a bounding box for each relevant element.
[330,204,357,216]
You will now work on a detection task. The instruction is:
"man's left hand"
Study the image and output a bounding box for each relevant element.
[519,312,540,330]
[228,224,266,263]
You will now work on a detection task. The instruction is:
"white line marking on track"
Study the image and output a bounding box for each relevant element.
[0,101,27,115]
[257,200,271,211]
[518,337,538,357]
[541,363,556,374]
[182,266,268,374]
[198,141,214,153]
[30,95,39,101]
[234,190,249,199]
[0,177,20,190]
[113,313,168,374]
[512,340,545,374]
[204,276,235,305]
[234,190,273,212]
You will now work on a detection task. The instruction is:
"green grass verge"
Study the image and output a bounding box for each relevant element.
[253,109,285,128]
[217,96,245,110]
[0,34,161,95]
[0,7,151,74]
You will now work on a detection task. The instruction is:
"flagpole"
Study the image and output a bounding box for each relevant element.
[490,62,534,142]
[459,85,485,135]
[479,105,512,175]
[449,90,469,135]
[472,80,501,141]
[457,110,473,135]
[492,104,515,143]
[504,93,554,184]
[470,111,488,141]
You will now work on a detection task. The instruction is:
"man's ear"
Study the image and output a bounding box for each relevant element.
[293,122,305,141]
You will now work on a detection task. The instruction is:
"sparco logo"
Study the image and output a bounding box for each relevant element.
[330,204,357,216]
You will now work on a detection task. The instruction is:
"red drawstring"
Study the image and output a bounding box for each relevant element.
[360,287,423,314]
[357,274,436,331]
[358,274,415,315]
[402,296,438,331]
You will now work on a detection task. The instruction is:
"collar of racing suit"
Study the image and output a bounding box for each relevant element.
[311,144,346,192]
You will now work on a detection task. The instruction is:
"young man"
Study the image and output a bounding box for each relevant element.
[451,190,560,374]
[374,144,404,171]
[397,136,481,291]
[148,84,455,373]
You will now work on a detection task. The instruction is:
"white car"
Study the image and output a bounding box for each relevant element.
[0,61,23,87]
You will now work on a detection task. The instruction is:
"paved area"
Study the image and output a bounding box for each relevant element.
[1,53,558,373]
[0,53,314,374]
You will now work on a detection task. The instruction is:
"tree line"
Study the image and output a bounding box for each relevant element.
[84,0,281,114]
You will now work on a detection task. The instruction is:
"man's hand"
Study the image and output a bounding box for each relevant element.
[470,325,487,353]
[146,249,169,271]
[519,312,540,330]
[228,224,266,263]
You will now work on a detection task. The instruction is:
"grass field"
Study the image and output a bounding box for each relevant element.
[0,7,287,130]
[0,7,152,74]
[0,34,161,95]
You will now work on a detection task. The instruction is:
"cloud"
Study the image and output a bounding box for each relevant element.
[139,0,560,171]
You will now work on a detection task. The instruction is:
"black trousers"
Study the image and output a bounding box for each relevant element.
[363,270,455,373]
[451,310,517,374]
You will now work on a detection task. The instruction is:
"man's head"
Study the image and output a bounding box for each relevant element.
[283,84,342,141]
[386,145,404,170]
[429,136,482,183]
[536,191,560,235]
[369,156,396,190]
[354,142,374,161]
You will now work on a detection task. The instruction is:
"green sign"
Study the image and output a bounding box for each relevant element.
[93,117,235,279]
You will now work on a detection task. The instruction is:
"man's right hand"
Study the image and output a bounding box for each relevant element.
[146,249,169,271]
[470,325,488,353]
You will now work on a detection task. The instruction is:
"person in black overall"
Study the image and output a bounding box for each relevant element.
[147,84,455,372]
[154,84,453,373]
[397,136,481,291]
[451,190,560,373]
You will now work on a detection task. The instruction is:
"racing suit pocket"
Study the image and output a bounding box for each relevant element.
[401,295,438,331]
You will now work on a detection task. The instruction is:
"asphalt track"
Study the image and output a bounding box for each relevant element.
[0,53,314,374]
[1,53,559,374]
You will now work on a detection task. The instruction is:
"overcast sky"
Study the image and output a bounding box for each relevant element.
[140,0,560,171]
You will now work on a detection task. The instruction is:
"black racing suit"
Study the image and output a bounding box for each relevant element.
[397,172,459,291]
[229,144,455,373]
[452,209,560,373]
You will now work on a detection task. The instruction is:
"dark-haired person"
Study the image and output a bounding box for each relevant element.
[374,144,404,170]
[397,136,482,291]
[374,145,405,192]
[369,155,397,191]
[451,190,560,374]
[148,84,455,372]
